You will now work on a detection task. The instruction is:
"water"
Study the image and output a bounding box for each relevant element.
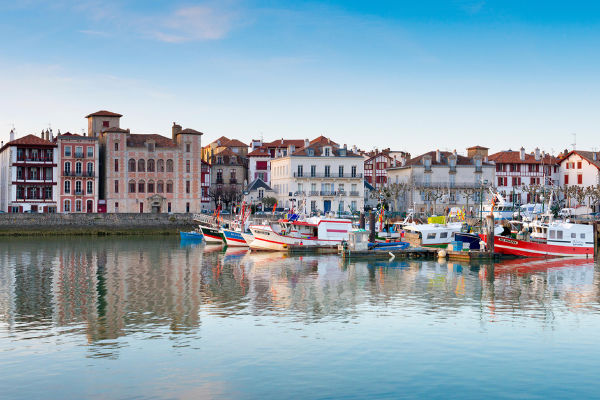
[1,237,599,399]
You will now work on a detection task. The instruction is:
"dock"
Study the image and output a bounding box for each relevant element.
[340,247,508,261]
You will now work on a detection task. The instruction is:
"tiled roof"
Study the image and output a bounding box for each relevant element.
[559,150,600,170]
[467,145,489,150]
[179,128,203,135]
[310,135,338,146]
[85,110,123,118]
[224,138,248,148]
[248,148,270,157]
[214,147,237,157]
[209,136,230,146]
[102,127,129,133]
[399,150,493,168]
[6,134,55,147]
[488,151,558,165]
[263,139,305,148]
[364,151,393,163]
[126,134,177,148]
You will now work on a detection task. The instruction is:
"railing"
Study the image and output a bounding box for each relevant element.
[293,172,363,178]
[474,166,483,173]
[74,152,84,158]
[349,191,360,196]
[309,191,319,196]
[412,181,488,188]
[18,176,53,181]
[63,171,95,177]
[16,157,53,163]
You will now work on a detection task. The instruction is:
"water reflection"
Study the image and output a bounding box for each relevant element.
[1,237,599,354]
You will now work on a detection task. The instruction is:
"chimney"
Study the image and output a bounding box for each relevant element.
[304,139,309,148]
[436,149,441,163]
[172,122,182,141]
[594,153,598,161]
[281,138,284,145]
[9,129,15,142]
[520,147,525,161]
[352,145,357,153]
[453,149,457,157]
[40,129,45,139]
[535,147,540,161]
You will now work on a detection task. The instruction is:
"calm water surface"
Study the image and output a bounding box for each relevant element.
[1,237,599,399]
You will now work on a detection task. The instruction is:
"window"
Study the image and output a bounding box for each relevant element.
[166,181,173,193]
[168,202,172,213]
[64,162,71,175]
[186,160,191,173]
[324,147,330,156]
[147,159,155,172]
[581,233,586,239]
[157,181,164,193]
[571,233,576,239]
[138,159,145,172]
[147,181,155,193]
[440,232,448,239]
[324,166,331,177]
[186,143,191,152]
[87,162,94,176]
[87,181,93,194]
[64,181,71,194]
[148,143,155,152]
[44,187,52,199]
[129,180,136,193]
[339,166,344,177]
[64,146,72,157]
[75,200,81,212]
[115,201,119,209]
[75,162,82,175]
[427,233,436,239]
[311,200,317,212]
[102,120,109,128]
[186,180,190,194]
[75,181,82,194]
[114,180,119,193]
[310,165,316,177]
[578,174,583,184]
[216,169,223,182]
[157,159,165,172]
[557,230,563,240]
[166,159,173,172]
[129,159,136,172]
[64,200,71,212]
[351,166,357,177]
[114,142,119,151]
[297,165,303,177]
[75,146,83,157]
[16,167,23,180]
[114,159,119,172]
[87,146,94,158]
[577,161,582,169]
[186,202,190,213]
[138,181,145,193]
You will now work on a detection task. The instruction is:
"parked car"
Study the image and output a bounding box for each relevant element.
[558,208,576,218]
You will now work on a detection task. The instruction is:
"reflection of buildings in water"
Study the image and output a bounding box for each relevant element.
[0,251,15,328]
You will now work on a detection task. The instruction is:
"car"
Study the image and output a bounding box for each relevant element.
[558,208,575,218]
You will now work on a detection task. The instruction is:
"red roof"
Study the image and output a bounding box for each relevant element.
[224,138,247,148]
[399,150,493,167]
[310,135,338,146]
[6,134,55,147]
[263,139,305,148]
[85,110,123,118]
[248,148,270,157]
[467,145,489,150]
[558,150,600,170]
[103,127,129,133]
[488,151,558,165]
[126,134,177,148]
[179,128,203,135]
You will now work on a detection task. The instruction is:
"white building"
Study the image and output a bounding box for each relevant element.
[558,150,600,210]
[0,130,59,213]
[247,138,305,185]
[243,178,276,209]
[488,147,559,204]
[270,136,365,214]
[386,147,495,215]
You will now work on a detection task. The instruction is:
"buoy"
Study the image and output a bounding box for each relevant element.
[438,249,447,258]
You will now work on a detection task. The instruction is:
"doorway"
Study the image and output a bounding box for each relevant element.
[86,200,93,213]
[323,200,331,213]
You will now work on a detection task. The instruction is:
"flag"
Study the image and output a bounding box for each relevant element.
[272,201,277,214]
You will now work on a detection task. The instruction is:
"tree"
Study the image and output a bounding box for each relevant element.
[461,187,480,217]
[261,196,277,209]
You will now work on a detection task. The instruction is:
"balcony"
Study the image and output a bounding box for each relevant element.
[293,172,363,178]
[74,152,84,158]
[320,191,337,196]
[475,166,482,173]
[349,191,360,196]
[63,171,95,177]
[74,191,84,196]
[309,191,320,196]
[16,157,53,163]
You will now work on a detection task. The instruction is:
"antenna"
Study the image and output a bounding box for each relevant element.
[571,133,576,150]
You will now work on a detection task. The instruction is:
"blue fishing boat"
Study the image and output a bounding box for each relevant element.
[180,231,204,241]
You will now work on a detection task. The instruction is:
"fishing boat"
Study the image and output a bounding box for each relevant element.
[194,213,225,244]
[221,203,254,247]
[179,230,204,241]
[483,190,515,220]
[403,222,464,248]
[249,216,353,251]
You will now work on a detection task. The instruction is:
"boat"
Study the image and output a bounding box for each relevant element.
[249,216,353,251]
[179,230,204,241]
[402,221,464,248]
[483,190,515,220]
[222,228,250,247]
[200,224,225,244]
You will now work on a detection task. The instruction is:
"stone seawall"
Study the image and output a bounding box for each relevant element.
[0,213,196,235]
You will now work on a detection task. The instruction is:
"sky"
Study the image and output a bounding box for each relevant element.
[0,0,599,156]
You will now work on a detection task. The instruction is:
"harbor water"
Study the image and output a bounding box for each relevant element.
[1,236,600,399]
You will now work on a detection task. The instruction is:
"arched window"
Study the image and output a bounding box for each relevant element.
[157,159,165,172]
[166,159,173,172]
[86,162,94,176]
[138,159,145,172]
[147,159,155,172]
[87,181,93,194]
[129,180,136,193]
[128,159,136,172]
[64,161,71,175]
[138,180,145,193]
[147,180,155,193]
[157,180,164,193]
[75,181,82,194]
[64,180,70,194]
[166,180,173,193]
[75,162,82,175]
[64,199,71,212]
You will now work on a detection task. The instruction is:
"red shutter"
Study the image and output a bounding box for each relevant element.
[564,175,569,185]
[256,161,268,170]
[578,174,583,184]
[498,177,503,186]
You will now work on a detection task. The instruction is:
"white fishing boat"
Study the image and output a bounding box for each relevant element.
[248,216,353,251]
[402,222,464,248]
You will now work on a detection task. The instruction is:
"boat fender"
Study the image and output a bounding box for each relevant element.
[438,250,447,258]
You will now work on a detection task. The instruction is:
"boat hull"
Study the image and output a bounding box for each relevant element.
[200,226,225,244]
[481,234,593,257]
[222,229,249,247]
[179,231,203,241]
[249,227,342,251]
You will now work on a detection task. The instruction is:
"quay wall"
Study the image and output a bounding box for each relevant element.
[0,213,197,235]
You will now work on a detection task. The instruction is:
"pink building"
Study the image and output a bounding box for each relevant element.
[86,111,206,213]
[56,132,99,213]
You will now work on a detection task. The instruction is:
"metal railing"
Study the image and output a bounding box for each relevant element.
[293,172,363,178]
[63,171,95,177]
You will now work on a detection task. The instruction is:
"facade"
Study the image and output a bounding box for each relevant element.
[0,130,58,213]
[89,111,206,213]
[558,150,600,209]
[248,139,305,184]
[363,149,411,190]
[488,147,559,204]
[200,160,211,209]
[56,133,99,213]
[243,178,276,208]
[202,137,248,207]
[270,136,365,214]
[386,147,495,214]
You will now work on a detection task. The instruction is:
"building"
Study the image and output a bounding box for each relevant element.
[386,147,495,214]
[488,147,559,204]
[87,110,206,213]
[363,148,410,190]
[56,132,99,213]
[248,138,305,184]
[202,137,248,208]
[270,136,365,214]
[558,150,600,210]
[200,160,211,209]
[243,178,276,209]
[0,130,58,213]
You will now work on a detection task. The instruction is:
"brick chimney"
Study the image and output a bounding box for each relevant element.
[520,147,525,161]
[172,122,182,141]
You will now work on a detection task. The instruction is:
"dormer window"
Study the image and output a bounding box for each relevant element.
[339,148,346,156]
[423,158,432,169]
[307,148,314,157]
[148,142,155,152]
[324,147,331,156]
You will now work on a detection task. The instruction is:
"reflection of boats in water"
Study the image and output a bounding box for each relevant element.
[490,257,595,275]
[180,230,203,241]
[223,247,250,262]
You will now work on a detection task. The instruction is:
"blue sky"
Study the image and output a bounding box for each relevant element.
[1,0,599,155]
